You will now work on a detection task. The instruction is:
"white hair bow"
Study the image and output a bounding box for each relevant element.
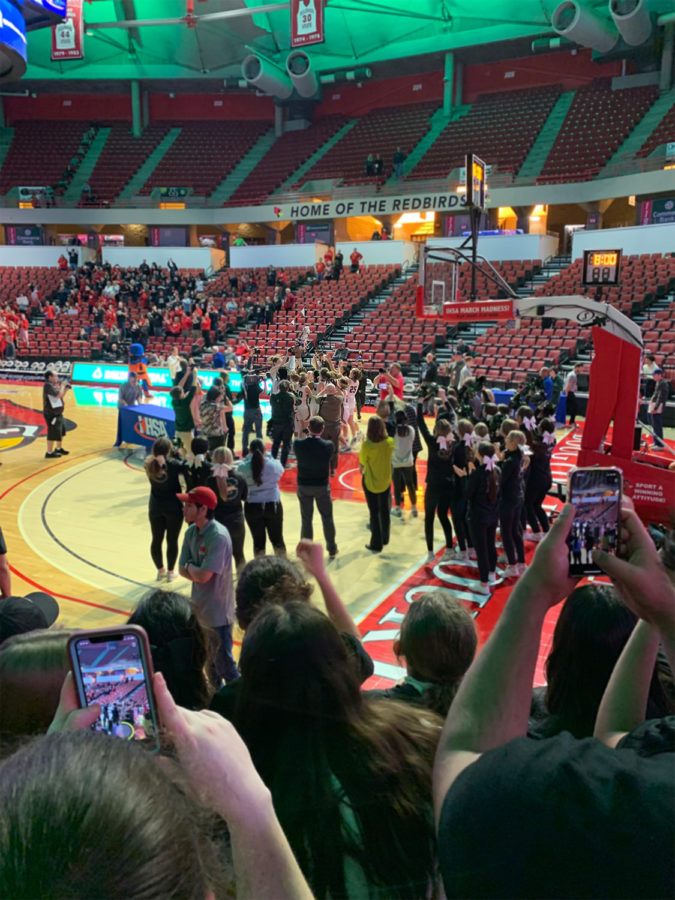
[484,455,496,471]
[542,431,556,446]
[194,454,205,467]
[436,435,450,451]
[463,432,473,447]
[523,416,536,431]
[153,454,165,466]
[212,463,229,477]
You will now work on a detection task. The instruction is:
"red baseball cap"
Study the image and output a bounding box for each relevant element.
[176,486,218,510]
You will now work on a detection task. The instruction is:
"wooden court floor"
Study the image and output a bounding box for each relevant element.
[0,383,438,638]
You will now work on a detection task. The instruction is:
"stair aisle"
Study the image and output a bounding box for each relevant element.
[210,128,277,206]
[517,91,576,181]
[119,127,182,200]
[63,127,111,203]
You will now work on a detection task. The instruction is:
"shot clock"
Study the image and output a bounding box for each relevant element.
[582,249,622,286]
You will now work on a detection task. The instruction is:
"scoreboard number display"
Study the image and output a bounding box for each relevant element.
[465,153,486,210]
[582,249,622,286]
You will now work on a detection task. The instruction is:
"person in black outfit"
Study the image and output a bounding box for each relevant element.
[449,420,473,559]
[269,380,295,468]
[416,404,455,564]
[499,430,526,578]
[294,416,338,559]
[207,447,248,572]
[467,441,500,594]
[524,419,555,540]
[219,373,237,456]
[422,351,438,383]
[333,250,343,282]
[355,365,367,420]
[241,372,264,456]
[144,437,185,581]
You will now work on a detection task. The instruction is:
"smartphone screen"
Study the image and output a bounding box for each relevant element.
[378,382,388,390]
[68,628,159,751]
[567,467,622,576]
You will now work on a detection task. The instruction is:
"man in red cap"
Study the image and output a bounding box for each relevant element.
[176,486,237,683]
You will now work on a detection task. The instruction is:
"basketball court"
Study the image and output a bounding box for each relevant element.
[8,381,656,689]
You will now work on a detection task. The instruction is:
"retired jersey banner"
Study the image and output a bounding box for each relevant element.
[51,0,83,60]
[291,0,324,47]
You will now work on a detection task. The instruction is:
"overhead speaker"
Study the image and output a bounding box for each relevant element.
[241,55,293,99]
[552,1,619,52]
[609,0,652,46]
[286,50,319,98]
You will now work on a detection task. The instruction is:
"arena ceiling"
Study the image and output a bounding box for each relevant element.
[20,0,673,84]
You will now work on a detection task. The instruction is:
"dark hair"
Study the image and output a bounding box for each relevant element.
[236,603,439,899]
[0,629,75,745]
[190,436,209,457]
[0,732,229,897]
[205,385,220,403]
[366,415,387,443]
[395,410,409,438]
[249,438,265,485]
[478,440,499,502]
[398,592,477,716]
[235,556,312,630]
[127,590,214,710]
[544,583,671,738]
[308,416,324,435]
[144,437,173,483]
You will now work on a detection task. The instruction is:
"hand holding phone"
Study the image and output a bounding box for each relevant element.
[567,467,622,576]
[67,625,160,752]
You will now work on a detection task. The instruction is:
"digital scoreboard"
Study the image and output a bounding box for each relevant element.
[582,249,622,286]
[465,153,486,210]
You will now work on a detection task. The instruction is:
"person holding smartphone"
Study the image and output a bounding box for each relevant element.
[177,486,238,684]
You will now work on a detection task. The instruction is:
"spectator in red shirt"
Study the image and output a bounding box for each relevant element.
[315,260,326,282]
[57,255,68,271]
[283,289,295,310]
[200,312,212,347]
[180,313,192,336]
[350,248,363,273]
[45,302,56,328]
[379,362,404,401]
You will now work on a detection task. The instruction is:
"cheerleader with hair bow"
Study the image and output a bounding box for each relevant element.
[144,437,186,582]
[184,436,210,489]
[417,403,456,564]
[467,441,501,594]
[206,447,248,571]
[524,418,556,541]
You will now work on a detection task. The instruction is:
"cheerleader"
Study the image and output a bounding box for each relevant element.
[467,441,501,595]
[524,418,556,540]
[416,404,455,563]
[144,437,185,581]
[499,429,526,577]
[449,419,474,559]
[208,447,248,571]
[184,436,210,489]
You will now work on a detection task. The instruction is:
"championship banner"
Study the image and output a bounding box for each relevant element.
[415,288,514,322]
[51,0,83,60]
[291,0,324,47]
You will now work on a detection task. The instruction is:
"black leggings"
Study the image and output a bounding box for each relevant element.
[500,503,525,564]
[393,466,416,507]
[424,483,453,552]
[449,495,469,551]
[149,508,183,571]
[244,501,286,556]
[525,478,552,534]
[225,412,235,452]
[469,515,498,584]
[217,516,246,569]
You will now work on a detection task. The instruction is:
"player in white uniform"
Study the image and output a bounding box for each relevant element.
[338,374,359,449]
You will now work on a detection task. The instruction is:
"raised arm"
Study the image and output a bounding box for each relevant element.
[296,540,361,641]
[433,504,578,824]
[416,402,432,446]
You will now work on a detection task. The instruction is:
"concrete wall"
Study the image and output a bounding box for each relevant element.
[101,247,224,270]
[0,245,91,267]
[229,242,322,269]
[571,223,675,260]
[426,233,559,261]
[335,240,418,268]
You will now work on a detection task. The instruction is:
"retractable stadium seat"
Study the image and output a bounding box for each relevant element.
[406,85,561,181]
[295,101,438,190]
[82,123,172,205]
[0,121,91,195]
[139,121,270,197]
[538,79,658,183]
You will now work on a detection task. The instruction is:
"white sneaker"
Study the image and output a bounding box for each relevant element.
[454,546,468,560]
[488,571,497,584]
[391,507,403,518]
[411,507,418,518]
[441,548,455,562]
[476,582,492,595]
[157,568,166,580]
[166,571,177,582]
[526,532,544,542]
[468,549,477,560]
[516,563,528,575]
[425,552,436,563]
